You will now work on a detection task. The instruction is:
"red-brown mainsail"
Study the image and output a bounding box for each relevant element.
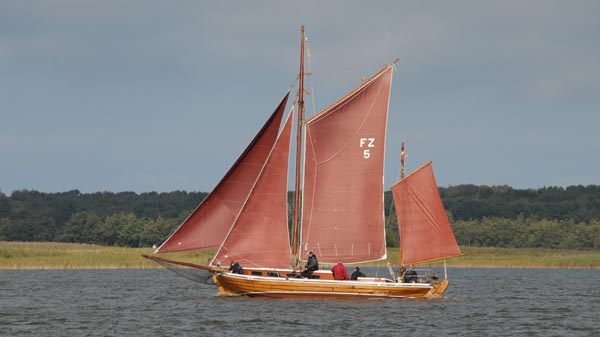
[301,66,393,264]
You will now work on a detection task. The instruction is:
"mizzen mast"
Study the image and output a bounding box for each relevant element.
[398,140,406,269]
[401,141,406,179]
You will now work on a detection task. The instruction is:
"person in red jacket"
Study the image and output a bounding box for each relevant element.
[331,260,349,280]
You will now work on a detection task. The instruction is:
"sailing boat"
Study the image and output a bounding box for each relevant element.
[143,27,462,299]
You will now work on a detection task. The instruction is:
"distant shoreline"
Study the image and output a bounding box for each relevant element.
[1,241,599,270]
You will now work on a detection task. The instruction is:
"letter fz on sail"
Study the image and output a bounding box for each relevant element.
[143,26,462,299]
[360,138,376,159]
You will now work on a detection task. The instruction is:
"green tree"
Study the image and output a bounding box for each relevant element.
[0,218,37,241]
[116,213,145,247]
[139,216,177,248]
[385,217,399,248]
[526,219,566,248]
[562,222,598,249]
[56,211,100,243]
[0,192,10,218]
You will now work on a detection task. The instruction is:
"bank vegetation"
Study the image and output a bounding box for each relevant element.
[2,241,599,270]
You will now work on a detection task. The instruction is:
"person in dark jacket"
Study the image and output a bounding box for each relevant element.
[301,250,319,278]
[350,267,366,280]
[403,264,418,283]
[229,261,243,274]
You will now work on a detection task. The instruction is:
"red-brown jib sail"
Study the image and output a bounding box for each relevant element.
[213,109,294,269]
[156,93,289,253]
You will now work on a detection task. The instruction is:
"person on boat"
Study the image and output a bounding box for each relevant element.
[229,261,243,274]
[350,266,366,280]
[403,264,418,283]
[301,250,319,278]
[331,260,349,280]
[399,265,407,282]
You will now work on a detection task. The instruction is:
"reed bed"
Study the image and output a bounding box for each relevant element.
[447,247,600,269]
[1,242,599,269]
[0,242,157,269]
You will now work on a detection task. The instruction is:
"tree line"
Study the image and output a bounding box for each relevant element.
[1,184,599,249]
[0,190,206,248]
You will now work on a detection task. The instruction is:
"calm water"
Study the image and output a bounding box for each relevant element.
[1,268,599,337]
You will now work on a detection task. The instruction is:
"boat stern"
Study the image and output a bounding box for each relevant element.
[425,279,449,298]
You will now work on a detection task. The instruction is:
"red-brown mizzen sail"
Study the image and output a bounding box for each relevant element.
[155,93,289,253]
[213,108,294,268]
[300,65,393,264]
[391,162,462,265]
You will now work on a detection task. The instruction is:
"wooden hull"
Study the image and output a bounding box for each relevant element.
[143,255,450,299]
[213,272,449,299]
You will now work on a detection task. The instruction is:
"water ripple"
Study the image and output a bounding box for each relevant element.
[1,268,600,336]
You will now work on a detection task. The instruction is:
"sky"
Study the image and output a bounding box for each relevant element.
[1,1,599,195]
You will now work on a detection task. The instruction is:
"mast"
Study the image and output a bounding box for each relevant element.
[291,25,305,266]
[398,141,406,270]
[400,141,406,179]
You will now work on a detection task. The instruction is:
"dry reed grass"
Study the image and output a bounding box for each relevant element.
[1,242,599,269]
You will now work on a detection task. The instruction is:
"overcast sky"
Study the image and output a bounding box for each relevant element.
[1,1,599,195]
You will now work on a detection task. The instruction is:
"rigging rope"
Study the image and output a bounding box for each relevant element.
[152,259,214,285]
[304,35,317,119]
